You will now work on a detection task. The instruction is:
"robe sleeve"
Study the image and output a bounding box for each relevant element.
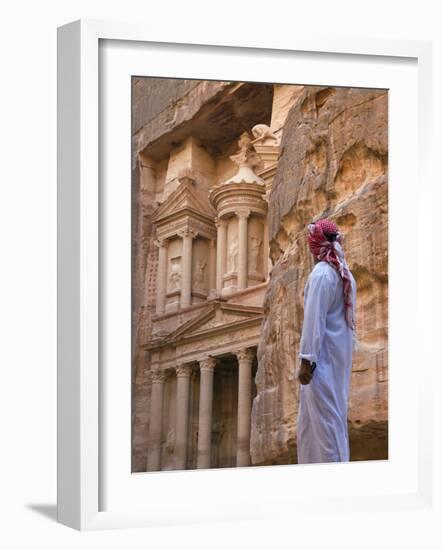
[299,269,334,364]
[351,274,359,352]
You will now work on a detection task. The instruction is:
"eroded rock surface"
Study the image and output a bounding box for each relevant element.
[251,86,388,464]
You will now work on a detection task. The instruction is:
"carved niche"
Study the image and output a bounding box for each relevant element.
[168,257,182,291]
[228,238,238,273]
[248,235,263,273]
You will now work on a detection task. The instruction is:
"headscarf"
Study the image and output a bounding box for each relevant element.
[307,218,355,330]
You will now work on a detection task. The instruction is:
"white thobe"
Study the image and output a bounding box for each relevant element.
[297,260,357,464]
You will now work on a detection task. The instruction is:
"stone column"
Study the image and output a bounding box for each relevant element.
[236,209,250,290]
[197,356,216,469]
[215,218,227,294]
[262,217,269,280]
[147,368,167,471]
[155,238,168,314]
[174,363,193,470]
[178,228,196,308]
[209,237,217,294]
[235,348,254,467]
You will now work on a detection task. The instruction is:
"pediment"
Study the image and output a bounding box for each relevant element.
[153,177,215,223]
[190,308,256,335]
[149,302,264,349]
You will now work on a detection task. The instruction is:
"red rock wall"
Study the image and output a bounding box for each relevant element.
[251,86,388,464]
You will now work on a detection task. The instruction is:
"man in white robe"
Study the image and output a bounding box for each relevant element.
[296,218,357,464]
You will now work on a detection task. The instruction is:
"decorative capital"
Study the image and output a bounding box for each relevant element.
[177,227,198,240]
[154,238,167,249]
[214,217,227,229]
[235,347,254,363]
[199,356,216,372]
[235,208,251,220]
[176,363,193,378]
[150,368,167,384]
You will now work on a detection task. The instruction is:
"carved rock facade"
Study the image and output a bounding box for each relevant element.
[132,80,388,471]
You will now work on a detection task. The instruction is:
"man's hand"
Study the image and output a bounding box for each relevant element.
[298,358,313,385]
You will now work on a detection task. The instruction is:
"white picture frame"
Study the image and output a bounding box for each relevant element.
[57,19,434,531]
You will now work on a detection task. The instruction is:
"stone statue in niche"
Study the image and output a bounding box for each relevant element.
[249,235,263,272]
[228,239,238,273]
[193,259,207,286]
[168,257,181,290]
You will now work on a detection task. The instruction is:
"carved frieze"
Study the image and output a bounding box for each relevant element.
[215,195,267,219]
[220,196,265,208]
[178,324,261,357]
[191,310,256,333]
[157,218,216,242]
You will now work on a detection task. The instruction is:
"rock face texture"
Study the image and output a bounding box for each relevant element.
[251,86,388,464]
[132,78,199,135]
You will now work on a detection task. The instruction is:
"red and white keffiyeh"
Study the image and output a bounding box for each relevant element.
[307,218,355,330]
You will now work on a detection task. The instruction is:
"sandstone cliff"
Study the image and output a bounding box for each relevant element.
[251,86,388,464]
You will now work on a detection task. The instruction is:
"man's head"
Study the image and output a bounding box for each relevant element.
[307,218,340,254]
[306,218,355,329]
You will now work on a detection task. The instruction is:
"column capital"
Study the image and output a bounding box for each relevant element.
[235,208,251,220]
[154,237,168,248]
[214,216,227,228]
[177,227,198,240]
[235,347,254,363]
[176,363,193,378]
[150,368,167,384]
[199,356,217,372]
